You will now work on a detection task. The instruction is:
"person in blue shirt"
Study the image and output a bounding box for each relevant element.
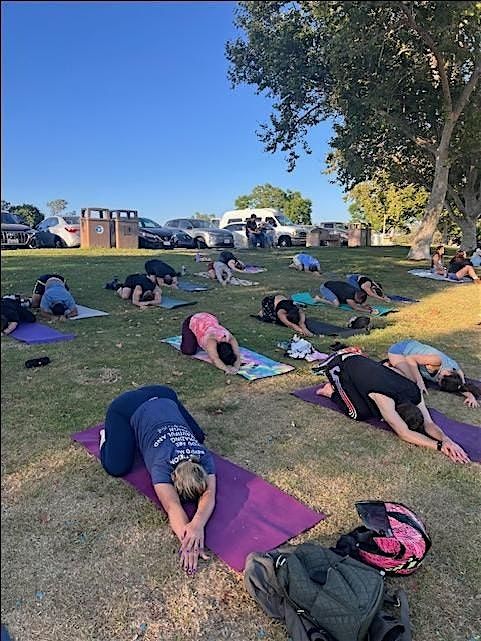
[39,276,78,319]
[289,253,321,274]
[387,339,480,408]
[99,385,216,574]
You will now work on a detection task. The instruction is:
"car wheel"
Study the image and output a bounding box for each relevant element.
[54,236,66,248]
[195,237,207,249]
[278,236,292,248]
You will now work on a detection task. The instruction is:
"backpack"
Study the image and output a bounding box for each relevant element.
[334,501,432,576]
[347,316,371,331]
[245,543,412,641]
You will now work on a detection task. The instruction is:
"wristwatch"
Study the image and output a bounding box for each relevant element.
[436,440,443,451]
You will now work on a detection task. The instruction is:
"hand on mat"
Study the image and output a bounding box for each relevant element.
[180,522,205,573]
[441,439,470,464]
[224,366,239,375]
[463,393,479,409]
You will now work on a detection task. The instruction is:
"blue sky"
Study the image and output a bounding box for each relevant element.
[2,1,348,224]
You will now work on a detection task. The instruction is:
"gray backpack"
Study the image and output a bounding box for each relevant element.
[245,543,411,641]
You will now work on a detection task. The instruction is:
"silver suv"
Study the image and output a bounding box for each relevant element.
[164,218,234,249]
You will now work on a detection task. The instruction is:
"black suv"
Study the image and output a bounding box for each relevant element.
[1,211,36,249]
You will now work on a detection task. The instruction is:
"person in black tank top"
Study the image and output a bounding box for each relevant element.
[116,273,162,308]
[257,294,313,336]
[315,352,469,463]
[218,251,246,272]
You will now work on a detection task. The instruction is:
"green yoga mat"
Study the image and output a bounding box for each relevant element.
[292,292,395,316]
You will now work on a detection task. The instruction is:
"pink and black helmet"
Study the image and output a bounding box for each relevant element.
[335,501,431,575]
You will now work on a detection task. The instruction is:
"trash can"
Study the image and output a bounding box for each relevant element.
[80,208,113,249]
[110,210,139,249]
[348,223,372,247]
[306,228,322,247]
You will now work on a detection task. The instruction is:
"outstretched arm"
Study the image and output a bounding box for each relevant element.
[205,338,234,373]
[417,399,470,462]
[371,393,469,463]
[154,475,216,573]
[277,309,312,337]
[346,298,373,313]
[2,321,18,335]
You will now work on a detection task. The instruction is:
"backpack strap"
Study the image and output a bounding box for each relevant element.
[369,590,412,641]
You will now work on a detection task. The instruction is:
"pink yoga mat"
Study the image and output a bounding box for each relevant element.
[72,424,325,571]
[292,386,481,463]
[10,322,76,344]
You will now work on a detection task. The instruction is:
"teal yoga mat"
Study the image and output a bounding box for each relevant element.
[159,297,197,309]
[292,292,395,316]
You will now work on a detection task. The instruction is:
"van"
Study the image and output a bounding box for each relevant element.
[219,208,311,247]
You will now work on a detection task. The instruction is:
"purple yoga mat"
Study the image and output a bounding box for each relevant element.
[10,322,76,344]
[71,424,325,571]
[292,386,481,463]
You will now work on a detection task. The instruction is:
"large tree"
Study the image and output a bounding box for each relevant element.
[46,199,68,216]
[346,175,429,233]
[227,1,481,259]
[234,183,312,224]
[9,203,44,228]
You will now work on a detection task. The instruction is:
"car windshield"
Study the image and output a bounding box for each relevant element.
[274,213,294,226]
[142,218,161,228]
[1,212,23,224]
[190,220,216,229]
[64,216,79,225]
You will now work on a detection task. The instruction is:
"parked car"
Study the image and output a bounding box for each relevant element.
[220,208,311,247]
[1,211,36,249]
[35,215,80,248]
[137,218,196,249]
[164,218,234,249]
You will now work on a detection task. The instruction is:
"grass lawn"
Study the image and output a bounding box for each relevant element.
[1,245,480,641]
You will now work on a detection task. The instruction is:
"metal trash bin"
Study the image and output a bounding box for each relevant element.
[80,208,113,249]
[348,223,372,247]
[110,210,139,249]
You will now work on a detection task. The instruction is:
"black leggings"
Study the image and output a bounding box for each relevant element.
[100,385,205,477]
[180,315,199,355]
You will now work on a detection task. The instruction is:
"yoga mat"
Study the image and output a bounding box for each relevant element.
[161,335,295,381]
[244,265,266,274]
[408,269,471,283]
[177,281,211,292]
[305,318,368,337]
[386,294,419,303]
[69,305,109,320]
[159,297,197,310]
[9,322,76,344]
[292,385,481,463]
[292,292,394,316]
[71,424,325,571]
[195,272,259,286]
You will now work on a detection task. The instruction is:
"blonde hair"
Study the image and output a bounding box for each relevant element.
[172,460,208,501]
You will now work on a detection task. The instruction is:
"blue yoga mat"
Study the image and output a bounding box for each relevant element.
[10,322,76,344]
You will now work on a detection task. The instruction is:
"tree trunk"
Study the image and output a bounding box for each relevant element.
[458,215,478,252]
[408,127,453,260]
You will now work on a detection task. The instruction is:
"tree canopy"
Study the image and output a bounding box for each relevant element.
[9,203,44,228]
[234,183,312,224]
[46,199,68,216]
[346,175,429,233]
[227,1,481,257]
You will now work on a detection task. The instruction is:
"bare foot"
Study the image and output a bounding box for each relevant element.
[99,428,106,449]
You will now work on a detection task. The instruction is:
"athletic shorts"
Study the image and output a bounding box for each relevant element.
[319,285,339,303]
[33,274,66,296]
[387,340,410,355]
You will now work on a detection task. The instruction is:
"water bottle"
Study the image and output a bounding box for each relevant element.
[181,265,186,276]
